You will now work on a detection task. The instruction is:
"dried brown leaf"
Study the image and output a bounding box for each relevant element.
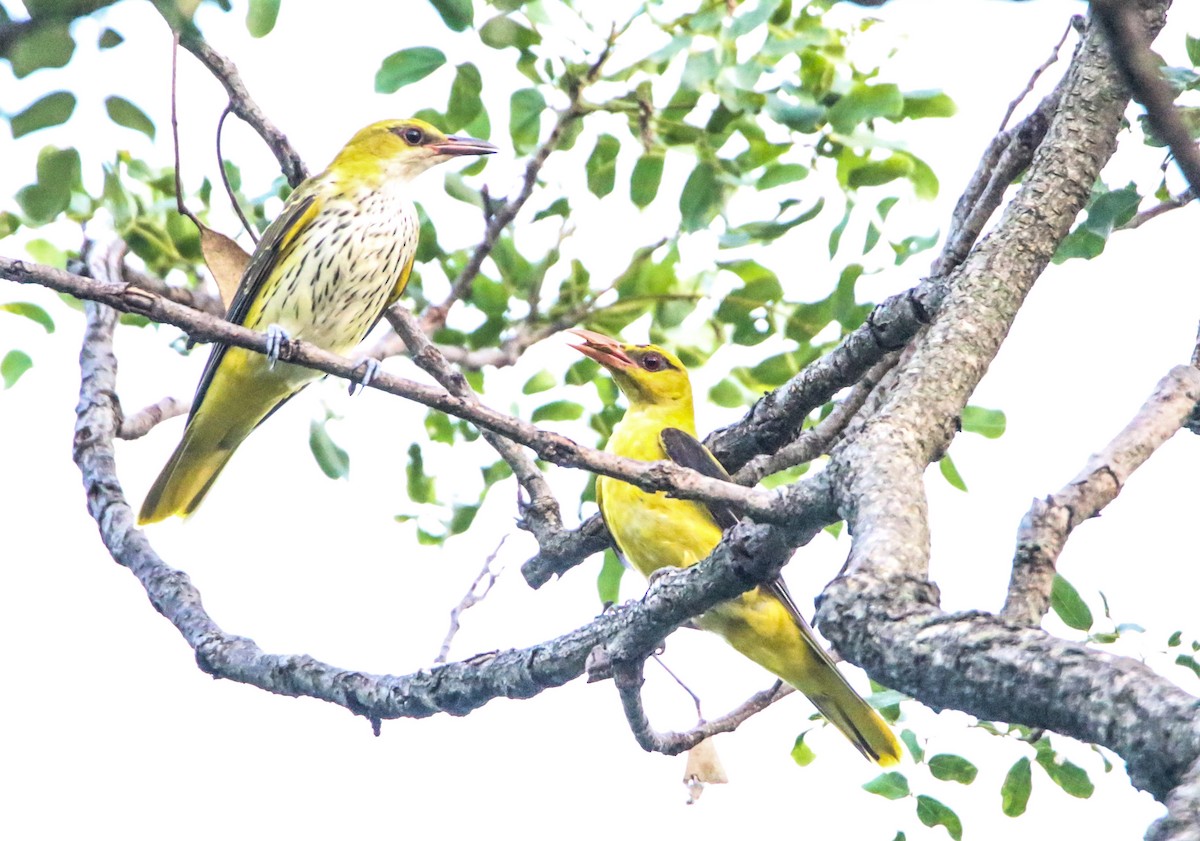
[199,224,249,310]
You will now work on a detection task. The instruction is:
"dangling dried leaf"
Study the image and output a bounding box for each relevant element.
[683,737,728,804]
[198,223,250,310]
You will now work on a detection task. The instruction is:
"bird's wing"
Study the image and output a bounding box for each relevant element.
[659,426,738,530]
[660,426,819,629]
[188,191,320,420]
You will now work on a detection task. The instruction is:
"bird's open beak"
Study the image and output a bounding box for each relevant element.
[568,329,635,371]
[430,135,498,157]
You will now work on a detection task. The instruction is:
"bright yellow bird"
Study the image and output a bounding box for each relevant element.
[139,119,496,524]
[570,329,901,766]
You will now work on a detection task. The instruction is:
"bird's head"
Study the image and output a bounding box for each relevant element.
[568,329,693,411]
[330,118,497,186]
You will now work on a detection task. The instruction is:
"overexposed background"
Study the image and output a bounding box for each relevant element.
[3,1,1199,838]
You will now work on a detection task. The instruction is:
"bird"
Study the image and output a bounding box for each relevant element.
[138,118,496,524]
[569,328,902,766]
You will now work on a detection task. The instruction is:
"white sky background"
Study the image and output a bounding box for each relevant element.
[3,0,1200,838]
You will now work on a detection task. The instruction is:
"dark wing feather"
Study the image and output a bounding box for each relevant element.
[659,427,738,530]
[660,427,815,631]
[187,191,318,422]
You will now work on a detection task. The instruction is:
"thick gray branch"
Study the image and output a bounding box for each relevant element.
[814,0,1200,809]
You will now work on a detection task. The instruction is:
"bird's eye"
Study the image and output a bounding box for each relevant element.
[641,352,665,372]
[403,127,424,145]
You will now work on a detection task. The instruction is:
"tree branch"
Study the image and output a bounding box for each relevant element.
[1092,0,1200,199]
[117,395,190,440]
[611,655,795,754]
[172,27,308,188]
[69,294,821,726]
[1003,364,1200,625]
[812,0,1200,807]
[6,255,832,523]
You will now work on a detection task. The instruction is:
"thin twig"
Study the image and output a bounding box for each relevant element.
[651,653,704,721]
[998,15,1081,132]
[1119,188,1195,230]
[733,354,898,485]
[217,105,259,244]
[383,306,574,548]
[117,396,191,439]
[435,538,506,665]
[612,657,795,754]
[1002,365,1200,625]
[424,31,616,333]
[172,27,308,188]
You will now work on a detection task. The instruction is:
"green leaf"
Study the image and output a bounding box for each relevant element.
[246,0,280,37]
[597,548,624,605]
[1169,630,1184,647]
[522,369,557,394]
[939,455,967,492]
[509,88,545,154]
[9,22,74,78]
[756,163,809,190]
[0,302,55,333]
[827,82,904,133]
[1,350,32,388]
[847,154,913,189]
[915,795,963,841]
[17,145,81,224]
[708,378,745,409]
[10,91,76,139]
[630,153,664,208]
[1051,574,1094,631]
[1175,654,1200,679]
[429,0,473,31]
[308,417,349,479]
[446,63,483,131]
[1001,757,1032,817]
[928,754,978,785]
[790,731,816,767]
[863,771,909,800]
[104,96,155,139]
[679,162,722,232]
[1035,743,1094,798]
[375,47,446,93]
[532,400,583,423]
[902,90,956,120]
[406,443,436,503]
[479,15,540,51]
[900,729,924,763]
[98,28,123,49]
[0,211,19,239]
[961,405,1005,439]
[585,134,620,198]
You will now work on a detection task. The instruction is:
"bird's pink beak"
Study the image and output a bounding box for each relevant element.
[430,136,498,157]
[567,329,636,371]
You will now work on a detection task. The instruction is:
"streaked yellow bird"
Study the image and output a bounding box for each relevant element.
[139,119,496,524]
[570,329,901,766]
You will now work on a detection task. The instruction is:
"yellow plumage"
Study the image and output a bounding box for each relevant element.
[571,329,902,766]
[139,119,496,523]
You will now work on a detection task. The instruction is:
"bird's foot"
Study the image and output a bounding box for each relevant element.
[265,324,291,369]
[348,357,382,396]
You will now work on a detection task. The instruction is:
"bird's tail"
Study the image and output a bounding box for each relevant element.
[775,629,903,766]
[138,351,303,524]
[137,430,242,524]
[700,593,903,766]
